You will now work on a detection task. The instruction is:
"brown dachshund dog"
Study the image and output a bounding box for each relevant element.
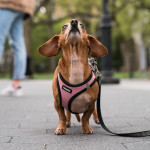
[38,19,108,135]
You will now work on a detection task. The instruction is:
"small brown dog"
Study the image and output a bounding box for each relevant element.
[38,19,108,135]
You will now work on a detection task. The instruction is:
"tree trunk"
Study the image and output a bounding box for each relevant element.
[132,32,147,72]
[47,0,57,73]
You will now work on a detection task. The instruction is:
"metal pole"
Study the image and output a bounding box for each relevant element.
[100,0,119,84]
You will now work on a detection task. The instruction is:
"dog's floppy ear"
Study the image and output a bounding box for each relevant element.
[88,35,108,57]
[38,35,60,57]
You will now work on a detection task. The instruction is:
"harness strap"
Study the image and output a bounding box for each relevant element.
[68,77,97,114]
[57,71,97,114]
[96,76,150,137]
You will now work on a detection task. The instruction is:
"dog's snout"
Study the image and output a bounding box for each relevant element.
[68,19,81,44]
[71,19,78,27]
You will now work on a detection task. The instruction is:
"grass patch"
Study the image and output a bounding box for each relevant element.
[0,73,11,79]
[0,73,54,79]
[32,73,54,79]
[114,72,149,79]
[114,72,129,78]
[0,72,149,79]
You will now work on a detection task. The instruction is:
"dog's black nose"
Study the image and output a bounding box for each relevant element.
[71,19,78,27]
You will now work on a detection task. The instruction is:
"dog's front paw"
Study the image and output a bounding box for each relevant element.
[82,124,93,134]
[55,126,66,135]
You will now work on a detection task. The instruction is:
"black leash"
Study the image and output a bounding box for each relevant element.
[96,76,150,137]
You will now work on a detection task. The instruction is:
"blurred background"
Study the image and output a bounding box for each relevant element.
[0,0,150,80]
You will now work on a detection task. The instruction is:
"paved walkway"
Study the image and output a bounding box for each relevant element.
[0,79,150,150]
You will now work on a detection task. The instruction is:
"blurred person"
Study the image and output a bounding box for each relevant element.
[0,0,35,96]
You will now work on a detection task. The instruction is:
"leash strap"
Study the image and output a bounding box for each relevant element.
[96,76,150,137]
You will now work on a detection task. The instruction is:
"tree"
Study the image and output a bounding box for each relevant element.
[113,36,124,71]
[25,0,150,73]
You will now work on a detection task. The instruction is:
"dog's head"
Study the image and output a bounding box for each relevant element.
[38,19,108,57]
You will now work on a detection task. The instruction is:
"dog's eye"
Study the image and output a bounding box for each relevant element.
[80,24,84,28]
[62,25,68,30]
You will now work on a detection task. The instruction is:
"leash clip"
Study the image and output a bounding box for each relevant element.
[86,83,90,89]
[98,74,102,85]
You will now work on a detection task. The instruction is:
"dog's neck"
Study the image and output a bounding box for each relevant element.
[58,44,91,84]
[69,47,83,84]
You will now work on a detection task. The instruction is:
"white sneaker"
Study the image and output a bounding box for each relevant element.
[0,85,23,97]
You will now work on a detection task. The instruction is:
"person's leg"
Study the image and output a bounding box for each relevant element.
[0,9,17,61]
[9,12,27,89]
[0,10,26,96]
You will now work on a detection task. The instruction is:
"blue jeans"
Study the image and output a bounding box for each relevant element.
[0,9,26,80]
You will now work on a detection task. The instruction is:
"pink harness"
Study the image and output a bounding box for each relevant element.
[57,71,97,114]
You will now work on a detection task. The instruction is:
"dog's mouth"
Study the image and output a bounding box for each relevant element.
[68,19,80,38]
[67,19,82,45]
[68,26,80,37]
[67,28,81,45]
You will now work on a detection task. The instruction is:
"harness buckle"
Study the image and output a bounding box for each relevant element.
[86,83,90,89]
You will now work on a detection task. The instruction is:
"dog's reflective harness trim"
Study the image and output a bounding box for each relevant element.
[57,71,97,114]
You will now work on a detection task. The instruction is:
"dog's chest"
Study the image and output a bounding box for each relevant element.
[71,93,91,113]
[69,52,91,113]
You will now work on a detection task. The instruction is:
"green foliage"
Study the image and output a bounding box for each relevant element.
[73,0,97,13]
[53,20,67,35]
[114,72,149,79]
[1,72,149,79]
[30,0,150,73]
[113,36,124,71]
[115,6,133,40]
[31,25,49,62]
[33,73,54,79]
[55,0,100,13]
[0,73,10,79]
[113,0,150,43]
